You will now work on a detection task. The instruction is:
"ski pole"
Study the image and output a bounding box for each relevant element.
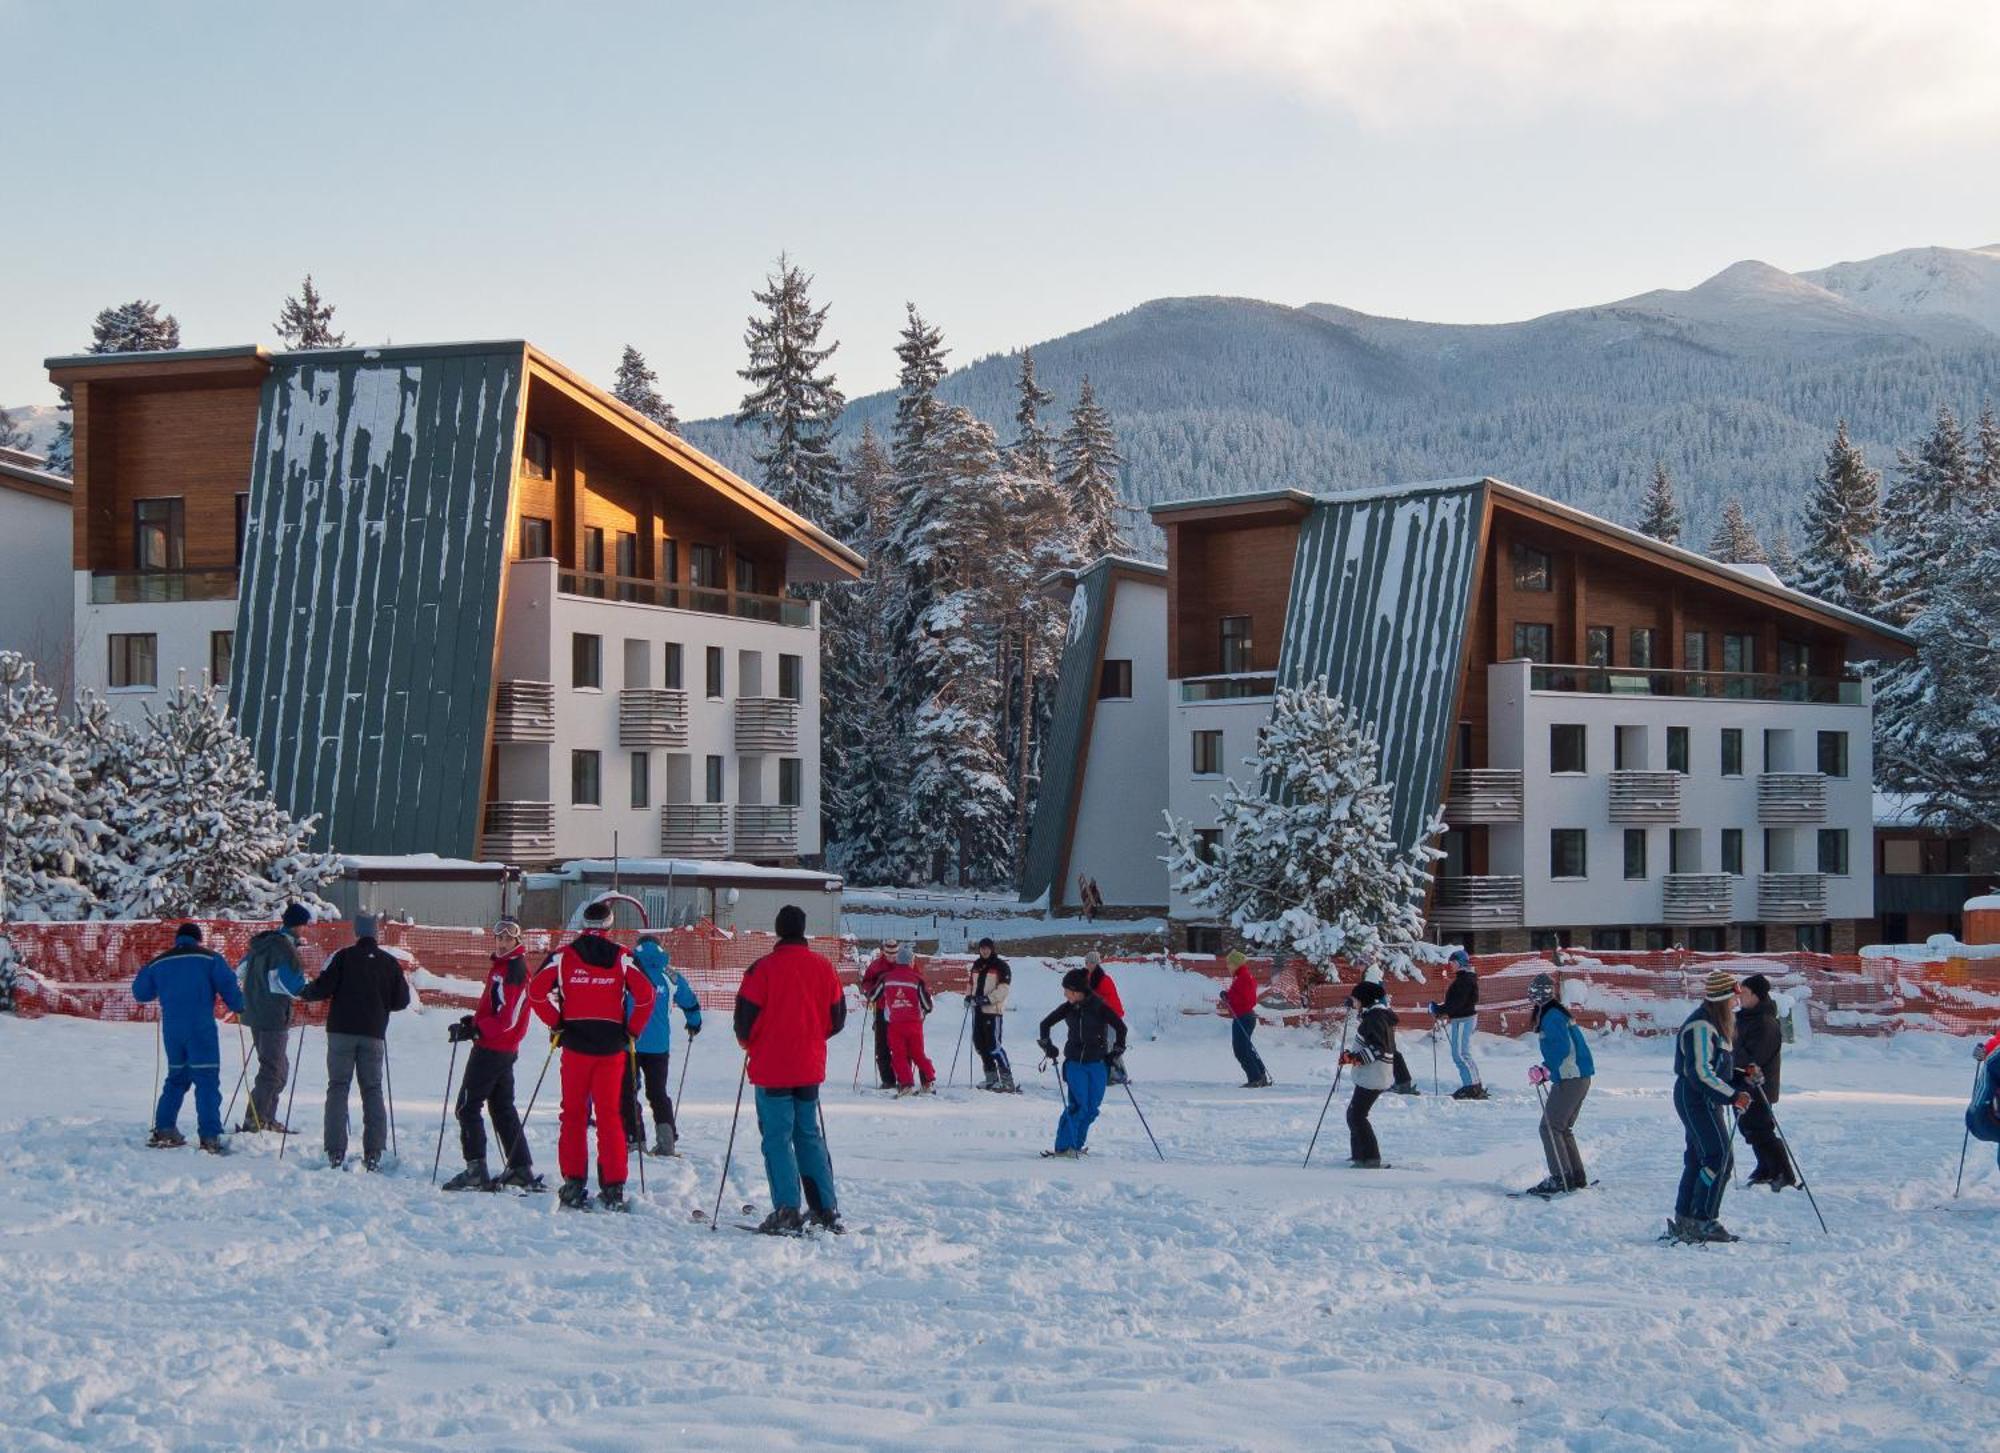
[383,1037,399,1160]
[946,996,972,1088]
[520,1035,557,1131]
[1752,1082,1827,1236]
[629,1044,647,1197]
[851,993,869,1092]
[675,1025,696,1116]
[710,1057,748,1232]
[430,1037,461,1186]
[1954,1057,1982,1199]
[1302,1003,1355,1168]
[1431,1024,1441,1097]
[817,1094,835,1183]
[225,1019,252,1130]
[277,1018,308,1161]
[151,1015,162,1126]
[1122,1078,1165,1162]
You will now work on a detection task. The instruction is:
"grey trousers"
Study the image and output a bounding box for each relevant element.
[249,1025,291,1128]
[1539,1075,1591,1184]
[325,1031,388,1163]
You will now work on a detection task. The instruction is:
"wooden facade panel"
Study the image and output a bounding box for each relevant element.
[87,384,261,570]
[1169,520,1298,677]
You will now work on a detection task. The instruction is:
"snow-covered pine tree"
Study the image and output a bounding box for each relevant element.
[891,303,949,473]
[1161,678,1442,980]
[1010,348,1056,479]
[65,692,143,915]
[612,344,680,434]
[1976,404,2000,510]
[1881,405,1976,625]
[0,653,95,920]
[735,256,843,522]
[1057,376,1127,560]
[1706,498,1766,565]
[274,275,347,349]
[1796,421,1882,612]
[90,299,180,354]
[0,406,29,451]
[1636,459,1683,545]
[992,445,1077,875]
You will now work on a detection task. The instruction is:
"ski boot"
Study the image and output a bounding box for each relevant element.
[651,1124,677,1158]
[753,1206,805,1236]
[236,1118,263,1134]
[328,1152,345,1170]
[807,1207,845,1235]
[597,1183,629,1213]
[495,1164,546,1192]
[1390,1083,1420,1097]
[1663,1216,1703,1244]
[199,1136,230,1156]
[1452,1084,1489,1101]
[1249,1073,1274,1088]
[1349,1157,1386,1169]
[1697,1219,1740,1243]
[557,1178,593,1211]
[361,1155,382,1173]
[997,1067,1018,1093]
[146,1128,187,1149]
[919,1080,937,1095]
[1564,1172,1592,1192]
[442,1158,493,1192]
[1523,1175,1568,1198]
[1039,1147,1080,1160]
[1766,1164,1799,1192]
[981,1068,999,1092]
[895,1086,915,1099]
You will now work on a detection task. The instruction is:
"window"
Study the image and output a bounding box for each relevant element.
[1614,725,1643,771]
[1720,728,1743,777]
[1511,542,1553,591]
[663,643,684,690]
[1099,659,1133,699]
[779,654,803,702]
[660,537,679,584]
[629,752,651,810]
[1684,630,1708,671]
[1629,628,1658,669]
[1585,626,1612,667]
[1669,828,1697,874]
[704,755,725,804]
[1722,632,1756,674]
[1191,730,1223,775]
[133,498,184,572]
[690,543,724,589]
[1644,928,1674,951]
[1513,623,1553,663]
[1688,927,1727,952]
[1763,728,1783,773]
[583,527,606,575]
[1739,925,1766,953]
[1818,829,1849,876]
[1764,828,1781,871]
[209,631,233,688]
[1817,731,1848,778]
[1456,721,1474,772]
[616,530,639,578]
[1591,928,1632,952]
[1194,828,1223,864]
[1721,829,1744,876]
[519,516,553,559]
[736,555,765,596]
[1623,829,1648,880]
[1550,828,1588,879]
[1439,828,1469,877]
[1530,930,1572,952]
[108,633,157,689]
[705,646,724,698]
[1666,726,1689,774]
[235,493,250,567]
[571,633,602,689]
[570,750,601,807]
[779,758,803,807]
[1796,924,1830,954]
[1185,924,1226,956]
[1778,639,1811,676]
[1550,723,1586,774]
[1218,616,1252,674]
[522,429,553,480]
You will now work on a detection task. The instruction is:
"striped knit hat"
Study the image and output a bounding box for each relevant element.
[1703,969,1738,1002]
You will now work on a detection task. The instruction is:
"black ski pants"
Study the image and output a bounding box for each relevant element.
[1347,1086,1383,1163]
[872,1006,895,1088]
[1737,1090,1787,1179]
[621,1050,674,1141]
[456,1045,530,1170]
[973,1013,1010,1075]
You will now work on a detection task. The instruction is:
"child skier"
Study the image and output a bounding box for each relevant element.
[970,938,1016,1092]
[443,918,541,1192]
[870,943,936,1095]
[1340,979,1398,1167]
[1733,973,1793,1190]
[133,923,245,1153]
[623,935,702,1155]
[1038,968,1127,1158]
[1667,969,1751,1244]
[1220,950,1271,1087]
[1524,972,1593,1195]
[1429,948,1484,1099]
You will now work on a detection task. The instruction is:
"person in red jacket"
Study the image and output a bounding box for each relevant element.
[869,943,936,1096]
[1084,951,1129,1083]
[1219,949,1272,1088]
[443,918,543,1192]
[734,905,847,1235]
[528,901,656,1211]
[858,940,900,1090]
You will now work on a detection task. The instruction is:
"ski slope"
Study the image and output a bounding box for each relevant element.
[3,959,1995,1451]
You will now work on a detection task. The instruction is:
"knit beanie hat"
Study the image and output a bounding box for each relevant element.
[775,904,808,940]
[1084,950,1102,968]
[175,922,202,943]
[354,914,379,940]
[581,900,613,927]
[1350,980,1384,1007]
[896,943,914,965]
[1225,949,1248,971]
[1061,968,1091,993]
[1527,972,1556,1006]
[1742,973,1771,999]
[1450,948,1472,970]
[1704,969,1738,1002]
[281,903,311,929]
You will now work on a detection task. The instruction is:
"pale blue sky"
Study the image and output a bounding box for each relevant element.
[6,0,1996,417]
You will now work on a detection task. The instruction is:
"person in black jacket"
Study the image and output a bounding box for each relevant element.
[1037,969,1127,1158]
[970,939,1015,1092]
[297,914,412,1170]
[1733,973,1793,1190]
[1428,949,1485,1100]
[1341,980,1399,1167]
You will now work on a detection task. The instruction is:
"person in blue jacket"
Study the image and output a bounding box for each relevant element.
[1524,972,1595,1196]
[1966,1033,2000,1168]
[1668,969,1752,1244]
[621,935,702,1156]
[133,922,245,1153]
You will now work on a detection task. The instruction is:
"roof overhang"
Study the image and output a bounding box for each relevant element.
[46,345,272,390]
[0,458,73,503]
[1150,488,1314,527]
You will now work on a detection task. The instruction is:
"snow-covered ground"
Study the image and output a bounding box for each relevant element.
[4,961,1996,1451]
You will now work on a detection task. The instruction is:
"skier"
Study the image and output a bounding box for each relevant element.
[970,938,1016,1092]
[868,942,936,1096]
[528,900,656,1210]
[443,918,542,1192]
[858,939,900,1090]
[1037,967,1128,1159]
[1524,972,1594,1195]
[1667,969,1751,1244]
[1220,950,1271,1087]
[734,905,846,1235]
[1340,979,1398,1168]
[1733,973,1793,1191]
[622,935,702,1156]
[298,914,411,1171]
[1429,948,1484,1099]
[1967,1033,2000,1168]
[1082,950,1129,1084]
[236,902,310,1132]
[133,922,245,1153]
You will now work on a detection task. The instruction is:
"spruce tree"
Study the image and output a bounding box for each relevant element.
[1706,498,1766,564]
[1881,405,1974,624]
[43,419,72,475]
[274,275,347,349]
[612,344,680,433]
[1636,460,1683,545]
[890,303,949,474]
[0,407,29,452]
[1010,348,1056,479]
[735,255,843,521]
[1796,421,1881,612]
[1056,376,1127,560]
[46,299,183,473]
[0,654,94,920]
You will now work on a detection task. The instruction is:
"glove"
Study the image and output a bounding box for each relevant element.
[1038,1040,1058,1062]
[1978,1040,1992,1061]
[447,1016,476,1044]
[1428,1002,1441,1017]
[1339,1051,1361,1066]
[549,1026,563,1048]
[1732,1092,1752,1111]
[1744,1065,1763,1084]
[1528,1064,1550,1086]
[686,1021,701,1038]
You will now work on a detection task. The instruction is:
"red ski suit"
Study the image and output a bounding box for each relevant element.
[871,961,935,1089]
[474,947,534,1053]
[528,933,656,1186]
[1223,964,1259,1019]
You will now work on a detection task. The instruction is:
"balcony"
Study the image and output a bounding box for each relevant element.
[1759,872,1829,923]
[1180,673,1278,703]
[1663,873,1734,926]
[556,572,812,627]
[1608,770,1683,825]
[481,800,554,862]
[735,696,800,753]
[1758,773,1827,825]
[660,803,730,858]
[492,680,555,743]
[734,804,800,860]
[1528,665,1864,705]
[1444,769,1524,824]
[89,568,238,604]
[620,688,689,749]
[1429,875,1525,931]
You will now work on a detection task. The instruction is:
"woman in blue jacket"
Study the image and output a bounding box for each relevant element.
[1524,972,1593,1196]
[622,936,702,1155]
[1668,969,1752,1244]
[133,923,245,1153]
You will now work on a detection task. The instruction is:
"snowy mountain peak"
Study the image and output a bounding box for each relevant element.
[1800,244,2000,336]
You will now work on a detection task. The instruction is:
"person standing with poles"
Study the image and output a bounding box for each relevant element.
[1220,950,1271,1088]
[1666,969,1752,1244]
[1523,972,1593,1196]
[1036,968,1127,1159]
[622,934,702,1156]
[870,942,936,1097]
[1340,980,1399,1168]
[134,923,245,1154]
[734,905,847,1235]
[297,914,411,1171]
[970,938,1017,1092]
[1733,974,1794,1191]
[858,939,900,1091]
[236,903,310,1132]
[1958,1030,2000,1194]
[442,918,543,1192]
[1429,949,1484,1100]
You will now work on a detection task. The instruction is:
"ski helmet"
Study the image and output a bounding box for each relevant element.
[1527,972,1556,1006]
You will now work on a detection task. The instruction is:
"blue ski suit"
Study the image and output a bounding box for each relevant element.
[132,931,245,1139]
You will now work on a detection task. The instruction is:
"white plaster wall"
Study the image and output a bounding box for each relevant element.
[72,574,237,724]
[1062,576,1168,908]
[1165,695,1277,919]
[0,491,74,689]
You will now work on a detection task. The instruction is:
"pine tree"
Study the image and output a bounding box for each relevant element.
[89,299,180,354]
[1636,460,1683,545]
[1881,405,1975,624]
[1010,348,1057,479]
[1056,376,1127,560]
[66,693,142,913]
[0,407,29,452]
[1706,498,1766,565]
[612,345,680,434]
[1796,421,1881,612]
[1162,679,1442,980]
[0,653,95,920]
[735,256,843,521]
[274,275,347,349]
[43,418,72,475]
[891,303,949,474]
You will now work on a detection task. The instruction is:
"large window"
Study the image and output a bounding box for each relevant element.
[1629,628,1658,669]
[705,646,724,699]
[583,527,606,576]
[1818,829,1849,876]
[1099,659,1133,699]
[1550,723,1586,774]
[1722,632,1756,674]
[736,555,765,595]
[779,653,803,702]
[571,633,602,689]
[1550,829,1588,879]
[133,498,184,572]
[209,630,233,688]
[704,755,725,804]
[519,516,553,558]
[779,758,803,807]
[1592,928,1632,952]
[1720,728,1744,777]
[1218,616,1252,674]
[1511,542,1553,591]
[690,543,724,589]
[1739,925,1766,953]
[570,750,601,807]
[616,530,640,578]
[1817,731,1849,778]
[1623,829,1647,880]
[1192,729,1223,776]
[108,633,157,689]
[1721,828,1744,876]
[1684,630,1708,671]
[1513,623,1553,663]
[663,643,684,690]
[522,429,553,480]
[1585,626,1612,667]
[660,537,679,584]
[1666,726,1689,774]
[629,751,651,810]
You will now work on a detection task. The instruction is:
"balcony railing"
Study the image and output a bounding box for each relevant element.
[493,680,555,743]
[1429,875,1525,930]
[1663,873,1734,925]
[1180,673,1278,703]
[1444,769,1524,824]
[556,573,811,627]
[1528,665,1863,704]
[735,696,800,753]
[89,568,239,604]
[1758,773,1828,825]
[1759,872,1829,922]
[660,803,730,858]
[1608,770,1683,825]
[480,800,555,862]
[619,688,689,749]
[734,804,800,860]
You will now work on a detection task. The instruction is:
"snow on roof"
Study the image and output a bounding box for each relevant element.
[0,455,72,494]
[340,853,508,875]
[1966,895,2000,912]
[553,857,843,886]
[1723,561,1786,586]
